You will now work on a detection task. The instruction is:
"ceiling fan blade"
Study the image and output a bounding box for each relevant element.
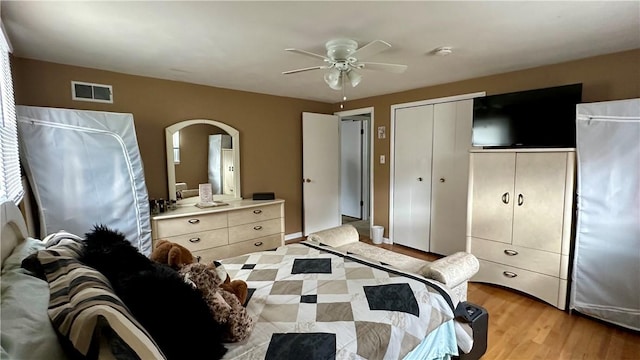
[282,66,326,75]
[346,70,362,87]
[351,40,391,60]
[359,62,408,74]
[285,48,329,61]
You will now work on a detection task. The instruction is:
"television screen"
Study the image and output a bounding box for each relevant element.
[472,84,582,148]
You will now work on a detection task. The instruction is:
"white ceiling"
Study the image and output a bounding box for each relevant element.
[2,1,639,103]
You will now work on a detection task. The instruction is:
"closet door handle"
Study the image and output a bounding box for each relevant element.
[253,225,263,231]
[501,192,510,204]
[504,249,519,256]
[188,219,200,224]
[518,194,524,206]
[253,209,263,214]
[503,271,518,278]
[189,237,201,243]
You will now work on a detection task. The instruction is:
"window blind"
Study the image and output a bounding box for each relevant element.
[0,24,23,204]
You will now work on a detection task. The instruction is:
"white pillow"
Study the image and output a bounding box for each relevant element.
[0,237,69,360]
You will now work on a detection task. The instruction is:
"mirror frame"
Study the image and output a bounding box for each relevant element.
[165,119,242,204]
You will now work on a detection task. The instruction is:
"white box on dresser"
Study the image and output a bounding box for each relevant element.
[152,199,285,263]
[466,149,575,309]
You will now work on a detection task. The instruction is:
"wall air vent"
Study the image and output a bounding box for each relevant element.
[71,81,113,103]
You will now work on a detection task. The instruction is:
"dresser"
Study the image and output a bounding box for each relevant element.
[466,149,575,309]
[152,199,284,263]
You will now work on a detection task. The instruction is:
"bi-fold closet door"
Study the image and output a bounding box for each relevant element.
[391,99,473,255]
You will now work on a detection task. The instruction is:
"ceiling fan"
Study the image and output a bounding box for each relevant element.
[282,38,408,91]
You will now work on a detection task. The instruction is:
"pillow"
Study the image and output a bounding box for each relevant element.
[30,242,166,360]
[0,237,69,360]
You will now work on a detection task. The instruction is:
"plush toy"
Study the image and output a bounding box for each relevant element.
[180,263,255,342]
[150,239,194,270]
[211,261,249,305]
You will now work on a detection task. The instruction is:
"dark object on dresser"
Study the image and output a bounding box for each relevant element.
[252,192,275,200]
[454,302,488,360]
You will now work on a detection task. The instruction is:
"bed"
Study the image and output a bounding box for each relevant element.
[0,199,472,360]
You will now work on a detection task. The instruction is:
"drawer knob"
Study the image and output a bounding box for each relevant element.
[189,237,201,243]
[253,225,263,231]
[254,241,263,247]
[504,249,519,256]
[188,219,200,224]
[196,256,202,263]
[503,271,518,278]
[253,209,263,214]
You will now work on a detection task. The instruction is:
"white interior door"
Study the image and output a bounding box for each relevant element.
[392,105,433,251]
[340,119,362,219]
[303,112,340,235]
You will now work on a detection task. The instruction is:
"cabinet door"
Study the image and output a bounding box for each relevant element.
[392,105,433,251]
[222,149,235,195]
[469,152,516,244]
[512,152,567,252]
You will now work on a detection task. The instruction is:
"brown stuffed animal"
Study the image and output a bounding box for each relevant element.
[212,261,249,305]
[150,239,194,269]
[180,263,255,342]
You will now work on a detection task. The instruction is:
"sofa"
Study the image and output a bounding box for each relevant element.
[307,224,479,302]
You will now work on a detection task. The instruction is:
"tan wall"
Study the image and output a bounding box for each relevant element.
[12,49,639,239]
[12,57,334,235]
[337,49,640,237]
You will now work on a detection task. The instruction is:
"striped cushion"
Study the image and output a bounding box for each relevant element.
[36,241,165,359]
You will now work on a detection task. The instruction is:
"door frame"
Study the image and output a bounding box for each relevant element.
[389,92,485,245]
[334,107,374,230]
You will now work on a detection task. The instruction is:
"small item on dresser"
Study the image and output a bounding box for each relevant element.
[158,198,166,213]
[252,192,275,200]
[199,183,213,203]
[196,201,228,209]
[149,198,159,215]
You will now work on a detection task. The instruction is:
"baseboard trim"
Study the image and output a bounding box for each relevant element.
[285,232,303,242]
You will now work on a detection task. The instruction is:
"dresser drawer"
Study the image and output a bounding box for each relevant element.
[193,234,283,263]
[470,237,561,277]
[227,204,281,226]
[158,228,228,252]
[154,212,227,238]
[228,218,282,244]
[473,259,563,309]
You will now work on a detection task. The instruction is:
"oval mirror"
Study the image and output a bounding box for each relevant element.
[165,119,241,205]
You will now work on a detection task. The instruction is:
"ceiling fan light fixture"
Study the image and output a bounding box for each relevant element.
[324,69,342,90]
[346,70,362,87]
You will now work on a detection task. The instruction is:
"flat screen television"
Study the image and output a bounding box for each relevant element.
[472,83,582,148]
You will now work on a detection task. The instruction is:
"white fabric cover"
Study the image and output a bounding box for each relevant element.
[571,98,640,331]
[16,106,152,255]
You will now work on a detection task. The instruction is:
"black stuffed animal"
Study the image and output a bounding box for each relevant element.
[79,225,227,360]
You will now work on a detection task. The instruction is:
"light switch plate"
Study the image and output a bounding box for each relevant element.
[380,155,385,164]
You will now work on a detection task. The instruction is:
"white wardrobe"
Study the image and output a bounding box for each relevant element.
[466,149,575,309]
[391,97,474,255]
[571,99,640,330]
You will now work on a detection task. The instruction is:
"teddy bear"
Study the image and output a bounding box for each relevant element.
[150,240,249,305]
[180,262,255,342]
[150,239,194,270]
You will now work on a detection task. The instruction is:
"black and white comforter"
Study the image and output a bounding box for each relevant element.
[220,241,459,360]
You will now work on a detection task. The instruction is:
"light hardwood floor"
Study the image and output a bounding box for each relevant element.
[299,236,640,359]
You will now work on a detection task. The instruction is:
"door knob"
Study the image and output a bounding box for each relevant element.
[440,178,445,183]
[417,177,423,181]
[306,178,311,183]
[303,178,311,183]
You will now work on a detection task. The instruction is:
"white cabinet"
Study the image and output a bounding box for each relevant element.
[467,149,575,309]
[391,99,473,255]
[152,199,285,263]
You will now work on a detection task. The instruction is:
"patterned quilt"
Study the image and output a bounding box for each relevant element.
[220,241,458,360]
